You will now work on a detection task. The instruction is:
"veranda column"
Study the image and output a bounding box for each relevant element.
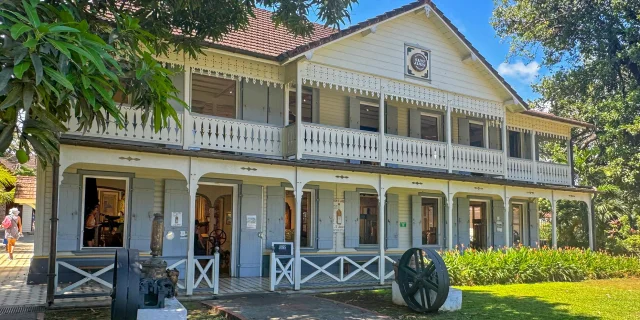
[587,196,595,250]
[503,189,511,247]
[284,83,290,128]
[551,192,558,249]
[182,66,192,150]
[531,130,538,183]
[447,181,454,249]
[295,62,303,160]
[446,102,452,173]
[293,169,303,290]
[186,160,198,295]
[502,111,508,177]
[378,176,386,285]
[379,90,386,165]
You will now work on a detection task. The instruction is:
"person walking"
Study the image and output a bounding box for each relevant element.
[3,208,22,260]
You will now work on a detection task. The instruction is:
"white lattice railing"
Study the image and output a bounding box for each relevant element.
[300,123,380,162]
[66,105,183,145]
[451,145,504,175]
[187,114,284,156]
[284,123,297,157]
[167,259,187,290]
[384,256,396,280]
[386,135,447,169]
[507,158,534,182]
[300,255,380,284]
[55,261,114,295]
[538,162,571,186]
[193,254,219,294]
[270,253,294,291]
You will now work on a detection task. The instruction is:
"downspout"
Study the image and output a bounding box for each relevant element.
[46,160,60,305]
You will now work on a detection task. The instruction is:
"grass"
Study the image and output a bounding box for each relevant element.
[44,301,224,319]
[320,278,640,320]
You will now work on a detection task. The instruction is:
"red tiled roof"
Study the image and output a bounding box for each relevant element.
[14,176,36,200]
[206,8,337,58]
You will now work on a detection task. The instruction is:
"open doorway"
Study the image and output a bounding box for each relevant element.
[81,176,128,249]
[196,184,235,277]
[469,201,487,249]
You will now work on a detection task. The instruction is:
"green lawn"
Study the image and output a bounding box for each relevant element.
[45,301,224,319]
[320,278,640,320]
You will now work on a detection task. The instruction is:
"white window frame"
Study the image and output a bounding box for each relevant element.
[511,201,526,246]
[285,188,316,249]
[420,112,442,142]
[420,196,442,246]
[468,119,488,148]
[80,175,130,250]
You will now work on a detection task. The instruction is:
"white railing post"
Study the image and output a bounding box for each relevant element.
[294,169,302,290]
[270,252,276,291]
[186,163,198,295]
[182,66,192,150]
[379,89,386,166]
[378,178,385,285]
[446,102,453,173]
[295,62,303,160]
[213,252,220,294]
[532,130,538,183]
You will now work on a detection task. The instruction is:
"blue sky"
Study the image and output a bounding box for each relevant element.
[327,0,542,101]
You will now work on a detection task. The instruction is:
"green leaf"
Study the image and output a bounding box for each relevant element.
[44,67,73,91]
[22,0,40,27]
[14,61,30,79]
[10,23,31,39]
[0,85,22,110]
[12,47,28,66]
[48,25,79,33]
[30,53,42,85]
[0,68,14,93]
[22,84,34,112]
[23,36,37,49]
[47,39,71,58]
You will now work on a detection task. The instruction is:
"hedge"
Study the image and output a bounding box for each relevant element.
[441,246,640,286]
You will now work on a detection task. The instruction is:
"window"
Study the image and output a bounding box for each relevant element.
[82,177,128,248]
[469,122,485,147]
[512,204,523,245]
[421,198,438,245]
[421,113,441,141]
[285,190,314,248]
[288,89,313,124]
[191,74,237,118]
[359,194,378,244]
[360,103,379,132]
[509,131,522,158]
[469,202,487,249]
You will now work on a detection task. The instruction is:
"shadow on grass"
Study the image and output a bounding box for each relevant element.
[320,289,598,320]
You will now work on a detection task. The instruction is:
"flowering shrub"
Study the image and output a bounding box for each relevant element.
[440,245,640,286]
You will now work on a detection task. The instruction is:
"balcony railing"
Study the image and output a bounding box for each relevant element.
[385,135,447,169]
[451,144,504,175]
[66,114,573,186]
[66,105,183,146]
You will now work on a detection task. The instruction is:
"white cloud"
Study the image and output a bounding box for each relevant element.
[497,61,540,83]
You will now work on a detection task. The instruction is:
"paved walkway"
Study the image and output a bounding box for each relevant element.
[204,293,389,320]
[0,235,47,306]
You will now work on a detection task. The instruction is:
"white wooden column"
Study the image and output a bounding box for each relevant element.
[502,112,508,177]
[295,63,303,160]
[587,196,595,250]
[182,67,192,150]
[293,169,303,290]
[531,130,538,183]
[284,83,290,126]
[446,103,452,173]
[186,159,198,295]
[379,91,386,166]
[551,192,558,249]
[447,182,454,249]
[378,177,385,285]
[503,188,511,247]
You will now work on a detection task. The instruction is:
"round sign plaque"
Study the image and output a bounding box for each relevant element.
[410,52,428,72]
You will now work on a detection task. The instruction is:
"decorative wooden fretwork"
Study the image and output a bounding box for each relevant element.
[506,112,572,139]
[300,62,381,97]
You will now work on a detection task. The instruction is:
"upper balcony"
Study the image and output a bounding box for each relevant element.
[65,67,578,187]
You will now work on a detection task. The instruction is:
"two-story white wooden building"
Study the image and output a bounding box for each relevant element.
[29,0,596,298]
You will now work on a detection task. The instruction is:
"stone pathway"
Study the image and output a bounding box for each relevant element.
[203,293,389,320]
[0,235,47,306]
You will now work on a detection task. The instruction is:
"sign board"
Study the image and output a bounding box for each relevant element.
[272,242,294,256]
[246,215,257,229]
[400,222,407,228]
[171,212,183,227]
[405,44,431,81]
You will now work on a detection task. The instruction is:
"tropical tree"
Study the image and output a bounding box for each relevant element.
[0,0,358,165]
[492,0,640,250]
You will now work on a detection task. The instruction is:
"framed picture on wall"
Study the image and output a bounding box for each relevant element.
[100,190,119,216]
[226,212,232,225]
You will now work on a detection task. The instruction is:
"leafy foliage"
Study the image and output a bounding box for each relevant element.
[0,0,358,165]
[0,165,16,204]
[491,0,640,250]
[442,246,640,286]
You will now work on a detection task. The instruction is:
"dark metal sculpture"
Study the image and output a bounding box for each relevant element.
[397,248,450,313]
[110,213,177,319]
